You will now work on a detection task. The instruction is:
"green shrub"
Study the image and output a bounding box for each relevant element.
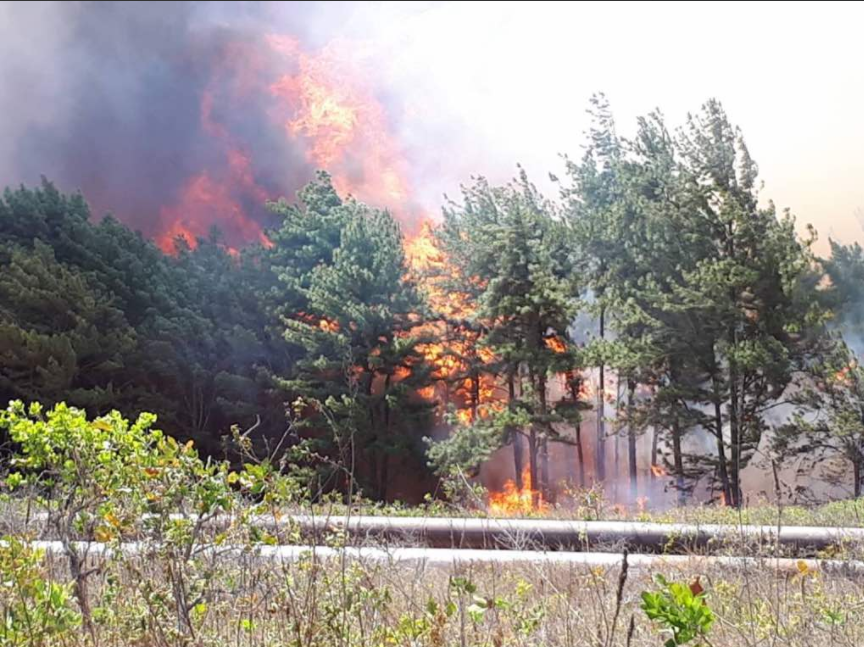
[0,536,80,646]
[641,575,714,646]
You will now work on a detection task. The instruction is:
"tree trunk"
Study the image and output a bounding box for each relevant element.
[726,223,743,509]
[66,542,96,642]
[378,373,392,501]
[613,377,621,501]
[575,421,586,488]
[362,367,378,500]
[528,361,539,502]
[470,369,480,423]
[537,371,550,502]
[540,437,550,503]
[711,377,732,506]
[509,374,524,490]
[855,457,862,499]
[627,378,637,503]
[528,428,539,507]
[671,414,686,507]
[728,365,742,508]
[650,425,659,480]
[513,433,525,490]
[567,372,586,488]
[596,306,607,485]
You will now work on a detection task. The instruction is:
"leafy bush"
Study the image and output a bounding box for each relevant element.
[0,536,80,646]
[641,575,714,646]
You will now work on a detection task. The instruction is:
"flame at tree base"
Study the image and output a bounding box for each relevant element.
[488,466,546,515]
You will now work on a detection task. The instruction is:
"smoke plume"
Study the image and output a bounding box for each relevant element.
[0,1,428,251]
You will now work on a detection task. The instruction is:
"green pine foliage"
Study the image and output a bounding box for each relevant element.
[0,95,860,506]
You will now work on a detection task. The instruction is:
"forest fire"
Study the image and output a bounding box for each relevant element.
[318,319,339,333]
[545,336,567,353]
[488,466,545,515]
[148,27,427,255]
[404,220,502,424]
[266,33,416,225]
[15,13,553,507]
[144,24,509,432]
[650,464,667,478]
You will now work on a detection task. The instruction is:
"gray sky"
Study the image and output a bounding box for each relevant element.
[1,1,861,252]
[328,0,864,251]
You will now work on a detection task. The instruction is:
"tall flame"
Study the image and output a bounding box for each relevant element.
[404,221,501,423]
[155,31,426,255]
[267,34,416,224]
[151,30,528,498]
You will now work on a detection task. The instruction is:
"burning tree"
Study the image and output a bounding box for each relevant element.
[271,174,435,500]
[776,339,864,497]
[430,171,583,504]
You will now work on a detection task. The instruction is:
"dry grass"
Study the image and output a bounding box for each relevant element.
[25,542,864,647]
[5,493,864,647]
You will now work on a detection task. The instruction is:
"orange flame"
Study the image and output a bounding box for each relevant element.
[159,32,424,255]
[403,221,501,423]
[834,361,856,386]
[157,170,273,253]
[650,464,667,478]
[157,48,276,255]
[318,318,339,333]
[488,466,545,515]
[267,34,416,225]
[545,336,567,353]
[455,409,473,426]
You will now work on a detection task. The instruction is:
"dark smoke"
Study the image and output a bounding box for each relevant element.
[0,1,329,246]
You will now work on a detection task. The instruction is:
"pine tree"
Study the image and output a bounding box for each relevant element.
[438,171,582,502]
[667,100,827,505]
[560,93,627,488]
[776,339,864,497]
[0,241,136,411]
[273,178,435,500]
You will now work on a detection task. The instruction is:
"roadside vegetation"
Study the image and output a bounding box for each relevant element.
[3,402,864,647]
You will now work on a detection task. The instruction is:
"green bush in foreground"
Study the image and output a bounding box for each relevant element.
[641,575,714,646]
[0,536,80,647]
[0,400,302,641]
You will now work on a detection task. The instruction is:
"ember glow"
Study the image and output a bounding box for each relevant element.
[650,464,667,478]
[545,336,567,353]
[833,362,857,386]
[488,466,545,515]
